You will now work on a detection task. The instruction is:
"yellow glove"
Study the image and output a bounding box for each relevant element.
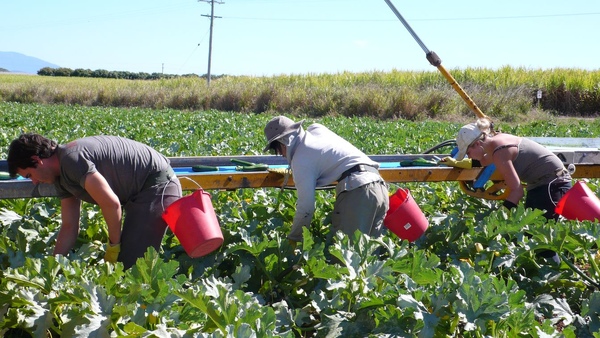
[104,242,121,263]
[438,156,472,169]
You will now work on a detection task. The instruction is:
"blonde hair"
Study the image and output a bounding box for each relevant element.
[476,117,497,138]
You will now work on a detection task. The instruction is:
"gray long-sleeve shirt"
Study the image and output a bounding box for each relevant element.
[285,123,382,241]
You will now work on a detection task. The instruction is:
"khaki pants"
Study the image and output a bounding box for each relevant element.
[331,180,389,239]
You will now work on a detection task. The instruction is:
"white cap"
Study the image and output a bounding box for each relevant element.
[455,123,483,160]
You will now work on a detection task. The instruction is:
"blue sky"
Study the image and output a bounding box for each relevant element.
[2,0,599,76]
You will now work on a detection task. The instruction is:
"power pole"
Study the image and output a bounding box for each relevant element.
[200,0,223,86]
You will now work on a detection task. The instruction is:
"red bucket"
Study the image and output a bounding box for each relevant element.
[384,188,429,242]
[555,181,600,222]
[162,189,223,258]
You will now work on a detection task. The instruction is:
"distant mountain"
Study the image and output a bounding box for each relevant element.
[0,51,60,74]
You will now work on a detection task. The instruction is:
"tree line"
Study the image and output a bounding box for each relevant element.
[36,67,226,81]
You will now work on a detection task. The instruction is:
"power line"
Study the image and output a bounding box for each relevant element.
[412,12,600,21]
[6,7,597,31]
[222,11,600,22]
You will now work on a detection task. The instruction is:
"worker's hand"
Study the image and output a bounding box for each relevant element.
[104,241,121,263]
[288,239,297,250]
[438,156,472,169]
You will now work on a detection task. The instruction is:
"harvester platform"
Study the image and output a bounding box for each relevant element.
[1,138,599,200]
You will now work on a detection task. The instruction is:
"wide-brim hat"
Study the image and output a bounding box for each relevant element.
[455,122,483,160]
[263,116,304,152]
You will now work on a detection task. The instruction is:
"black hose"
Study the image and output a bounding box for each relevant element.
[423,140,457,154]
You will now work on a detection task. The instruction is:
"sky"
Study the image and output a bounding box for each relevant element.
[2,0,599,76]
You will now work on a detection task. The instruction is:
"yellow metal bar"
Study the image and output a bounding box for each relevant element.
[436,64,488,120]
[382,0,487,121]
[3,163,600,199]
[179,171,296,191]
[179,167,500,191]
[179,164,600,192]
[569,164,600,179]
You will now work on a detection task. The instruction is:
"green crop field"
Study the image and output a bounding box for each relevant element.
[1,81,600,336]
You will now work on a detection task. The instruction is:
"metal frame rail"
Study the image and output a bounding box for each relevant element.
[2,147,600,199]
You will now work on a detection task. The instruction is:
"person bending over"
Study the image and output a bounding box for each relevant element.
[7,133,182,269]
[263,116,389,245]
[452,118,571,218]
[450,118,573,263]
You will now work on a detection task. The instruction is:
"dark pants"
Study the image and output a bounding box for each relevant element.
[525,181,572,220]
[119,176,182,269]
[525,180,572,263]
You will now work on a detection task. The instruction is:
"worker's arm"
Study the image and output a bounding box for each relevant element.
[287,165,317,242]
[492,149,524,207]
[54,196,81,255]
[83,172,123,245]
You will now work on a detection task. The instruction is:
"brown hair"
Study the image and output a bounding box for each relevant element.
[7,133,57,177]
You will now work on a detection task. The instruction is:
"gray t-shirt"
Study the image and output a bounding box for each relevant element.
[512,137,570,190]
[54,136,171,204]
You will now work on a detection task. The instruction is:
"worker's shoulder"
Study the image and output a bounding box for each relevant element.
[306,123,334,135]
